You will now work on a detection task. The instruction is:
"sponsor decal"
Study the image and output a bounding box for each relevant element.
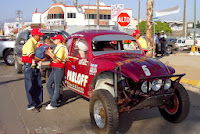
[67,81,84,94]
[142,65,151,76]
[89,64,98,75]
[67,70,89,87]
[78,59,88,66]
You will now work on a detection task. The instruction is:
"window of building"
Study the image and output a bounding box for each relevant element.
[67,13,76,18]
[47,14,64,19]
[85,14,111,20]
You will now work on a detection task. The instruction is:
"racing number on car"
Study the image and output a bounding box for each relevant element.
[142,65,151,76]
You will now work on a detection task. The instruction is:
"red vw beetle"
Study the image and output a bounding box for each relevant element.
[64,30,190,134]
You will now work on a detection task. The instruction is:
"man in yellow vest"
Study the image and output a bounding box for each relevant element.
[132,30,148,53]
[22,28,45,110]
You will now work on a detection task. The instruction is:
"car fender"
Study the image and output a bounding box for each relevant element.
[90,70,128,97]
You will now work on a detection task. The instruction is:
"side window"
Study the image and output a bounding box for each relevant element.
[178,40,181,43]
[71,39,80,57]
[66,38,73,49]
[72,39,88,59]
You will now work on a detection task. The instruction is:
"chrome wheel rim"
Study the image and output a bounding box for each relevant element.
[94,100,106,128]
[7,55,14,64]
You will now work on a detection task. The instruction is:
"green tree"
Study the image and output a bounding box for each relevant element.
[137,21,172,35]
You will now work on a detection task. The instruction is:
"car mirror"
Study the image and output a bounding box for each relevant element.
[19,40,25,45]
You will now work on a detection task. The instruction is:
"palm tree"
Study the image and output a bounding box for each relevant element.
[146,0,154,57]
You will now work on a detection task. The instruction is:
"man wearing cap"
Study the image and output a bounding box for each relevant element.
[22,28,45,110]
[132,30,148,52]
[45,34,68,110]
[160,30,167,56]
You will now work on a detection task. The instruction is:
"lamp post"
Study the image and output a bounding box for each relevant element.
[138,0,140,30]
[182,0,186,38]
[193,0,196,46]
[88,0,92,29]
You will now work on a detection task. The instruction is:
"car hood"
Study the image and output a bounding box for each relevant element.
[95,54,175,82]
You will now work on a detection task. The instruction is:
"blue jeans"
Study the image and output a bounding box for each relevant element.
[24,64,43,108]
[46,67,64,107]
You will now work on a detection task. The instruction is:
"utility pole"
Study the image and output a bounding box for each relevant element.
[138,0,140,30]
[182,0,186,38]
[16,10,23,34]
[146,0,154,57]
[97,0,100,29]
[193,0,196,46]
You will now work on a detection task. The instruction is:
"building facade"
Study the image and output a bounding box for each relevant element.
[32,3,136,34]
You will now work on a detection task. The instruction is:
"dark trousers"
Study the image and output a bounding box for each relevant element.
[46,67,64,107]
[155,44,159,56]
[161,43,166,56]
[24,64,43,108]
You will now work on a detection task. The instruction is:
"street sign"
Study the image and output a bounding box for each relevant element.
[117,12,130,27]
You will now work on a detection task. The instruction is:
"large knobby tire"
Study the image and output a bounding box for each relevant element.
[4,50,14,66]
[90,89,119,134]
[159,83,190,123]
[14,56,23,74]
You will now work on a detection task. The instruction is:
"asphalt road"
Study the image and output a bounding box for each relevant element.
[0,59,200,134]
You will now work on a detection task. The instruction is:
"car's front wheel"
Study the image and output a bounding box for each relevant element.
[4,50,14,66]
[159,83,190,123]
[90,89,119,134]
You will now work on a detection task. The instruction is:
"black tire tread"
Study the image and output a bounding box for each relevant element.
[159,83,190,123]
[90,89,119,134]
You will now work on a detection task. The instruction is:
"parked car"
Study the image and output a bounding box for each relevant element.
[0,37,15,65]
[63,30,190,134]
[14,29,69,74]
[185,37,200,47]
[156,38,176,55]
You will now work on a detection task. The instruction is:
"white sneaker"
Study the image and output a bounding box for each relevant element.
[27,106,35,111]
[45,104,57,110]
[189,52,195,55]
[195,52,200,55]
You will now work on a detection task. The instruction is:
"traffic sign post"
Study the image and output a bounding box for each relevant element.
[117,13,130,27]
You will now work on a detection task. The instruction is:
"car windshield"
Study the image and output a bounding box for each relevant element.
[92,34,142,56]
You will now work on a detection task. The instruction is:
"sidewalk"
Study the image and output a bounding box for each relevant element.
[157,53,200,88]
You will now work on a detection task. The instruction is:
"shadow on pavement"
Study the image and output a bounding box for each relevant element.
[0,77,24,85]
[59,90,82,107]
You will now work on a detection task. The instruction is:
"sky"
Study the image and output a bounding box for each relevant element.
[0,0,199,24]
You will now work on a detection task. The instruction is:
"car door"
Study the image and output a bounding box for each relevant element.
[65,38,90,97]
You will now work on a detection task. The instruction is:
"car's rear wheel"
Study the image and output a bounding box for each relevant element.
[90,89,119,134]
[166,46,173,55]
[4,50,14,66]
[159,83,190,123]
[14,56,23,74]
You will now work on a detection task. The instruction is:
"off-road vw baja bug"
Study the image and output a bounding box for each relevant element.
[64,30,190,134]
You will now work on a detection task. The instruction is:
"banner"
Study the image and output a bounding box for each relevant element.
[155,6,180,17]
[111,4,124,21]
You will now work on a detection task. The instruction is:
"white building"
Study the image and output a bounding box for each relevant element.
[32,3,136,34]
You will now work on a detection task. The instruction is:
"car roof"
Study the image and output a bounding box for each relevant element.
[24,29,66,33]
[69,30,131,40]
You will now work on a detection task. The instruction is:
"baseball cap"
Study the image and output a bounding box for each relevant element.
[132,29,140,36]
[51,34,64,42]
[31,28,44,36]
[161,30,165,33]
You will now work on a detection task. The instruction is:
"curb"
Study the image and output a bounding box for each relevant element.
[171,77,200,88]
